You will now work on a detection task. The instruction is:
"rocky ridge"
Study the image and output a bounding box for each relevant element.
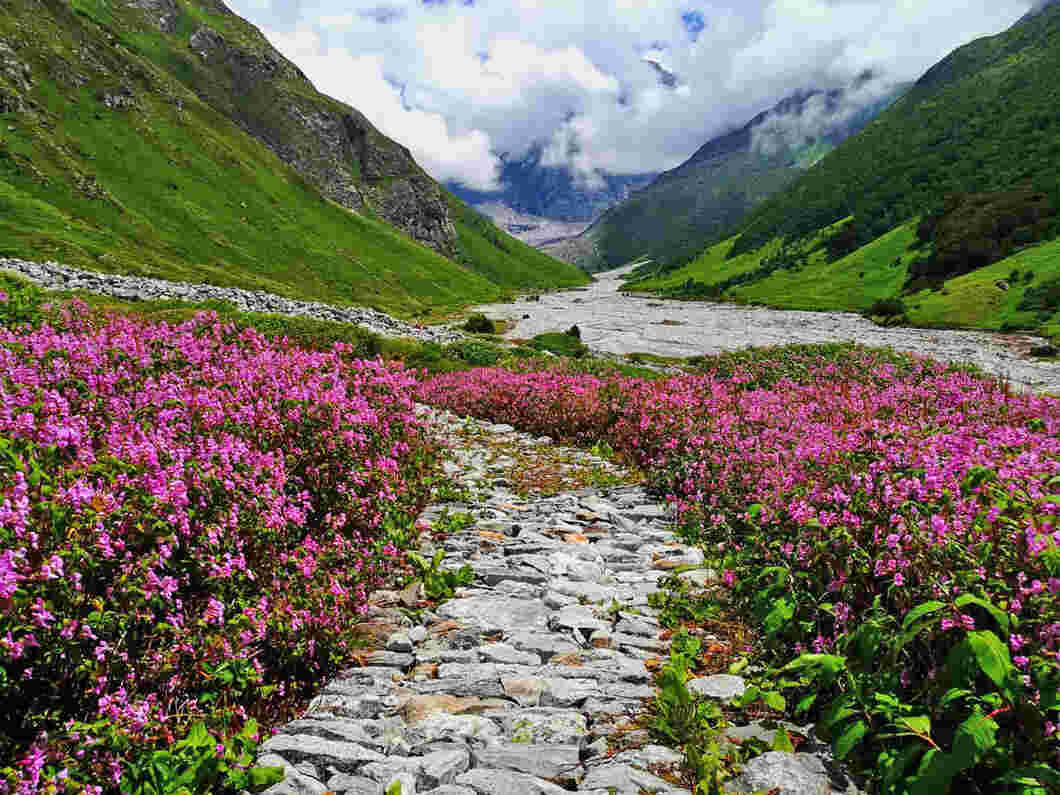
[132,0,459,254]
[252,407,863,795]
[0,258,463,344]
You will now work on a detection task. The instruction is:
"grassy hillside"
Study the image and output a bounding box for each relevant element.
[731,4,1060,257]
[0,0,586,317]
[631,221,1060,333]
[631,5,1060,334]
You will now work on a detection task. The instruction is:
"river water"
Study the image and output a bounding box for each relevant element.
[473,265,1060,392]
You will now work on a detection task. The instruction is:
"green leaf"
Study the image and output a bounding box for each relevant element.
[772,729,795,753]
[950,712,998,773]
[762,690,787,711]
[955,594,1010,635]
[764,597,796,636]
[993,764,1060,792]
[834,719,868,760]
[247,766,285,793]
[966,631,1018,701]
[897,715,932,736]
[728,657,749,675]
[910,748,957,795]
[883,743,926,790]
[794,693,817,715]
[902,601,947,631]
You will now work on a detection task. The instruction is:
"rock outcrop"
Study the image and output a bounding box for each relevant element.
[172,11,458,255]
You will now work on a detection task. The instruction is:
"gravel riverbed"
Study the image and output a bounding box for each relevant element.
[0,258,462,344]
[474,265,1060,392]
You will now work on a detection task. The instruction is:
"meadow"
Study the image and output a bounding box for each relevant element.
[0,287,439,793]
[421,349,1060,794]
[2,276,1058,794]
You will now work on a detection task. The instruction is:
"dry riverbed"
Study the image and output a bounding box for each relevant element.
[473,265,1060,392]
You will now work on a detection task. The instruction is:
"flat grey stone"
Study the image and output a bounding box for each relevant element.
[387,632,414,652]
[437,597,549,631]
[420,748,471,788]
[281,718,382,748]
[455,769,572,795]
[550,605,607,633]
[582,763,677,793]
[409,626,429,644]
[479,642,542,666]
[503,708,588,744]
[609,744,685,769]
[472,743,581,779]
[725,751,860,794]
[360,758,423,783]
[323,773,377,794]
[540,677,599,707]
[406,713,503,745]
[259,735,384,771]
[688,674,746,701]
[420,788,476,795]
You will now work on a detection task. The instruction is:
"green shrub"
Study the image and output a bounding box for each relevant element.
[463,313,496,334]
[866,296,907,317]
[529,332,589,359]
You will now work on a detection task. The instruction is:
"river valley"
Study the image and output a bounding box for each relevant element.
[474,265,1060,392]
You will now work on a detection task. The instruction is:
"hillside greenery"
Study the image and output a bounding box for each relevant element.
[0,0,585,319]
[628,221,1060,334]
[731,4,1060,258]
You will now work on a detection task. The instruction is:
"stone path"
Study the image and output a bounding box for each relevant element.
[253,409,862,795]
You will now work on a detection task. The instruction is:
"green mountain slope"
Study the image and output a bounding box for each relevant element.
[0,0,586,316]
[631,4,1060,335]
[573,78,902,273]
[731,3,1060,258]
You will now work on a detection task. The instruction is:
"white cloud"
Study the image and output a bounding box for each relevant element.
[228,0,1036,184]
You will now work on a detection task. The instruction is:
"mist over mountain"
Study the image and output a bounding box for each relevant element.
[555,73,906,272]
[447,144,655,244]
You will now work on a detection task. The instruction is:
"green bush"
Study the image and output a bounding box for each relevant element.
[866,296,907,317]
[463,313,496,334]
[529,332,589,359]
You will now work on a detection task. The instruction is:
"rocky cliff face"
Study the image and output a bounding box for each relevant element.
[141,0,458,254]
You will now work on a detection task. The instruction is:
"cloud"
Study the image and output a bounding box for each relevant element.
[228,0,1037,184]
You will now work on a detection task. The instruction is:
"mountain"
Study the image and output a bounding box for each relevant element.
[729,3,1060,258]
[629,3,1060,335]
[566,75,903,272]
[447,146,655,245]
[0,0,586,317]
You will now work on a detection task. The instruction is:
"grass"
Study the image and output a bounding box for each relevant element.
[731,222,918,311]
[630,220,1060,333]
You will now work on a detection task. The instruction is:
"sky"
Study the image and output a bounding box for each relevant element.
[226,0,1036,190]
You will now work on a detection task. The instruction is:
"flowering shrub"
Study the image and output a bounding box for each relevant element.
[420,347,1060,793]
[1,306,436,793]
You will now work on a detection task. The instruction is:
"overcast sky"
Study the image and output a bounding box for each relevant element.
[226,0,1035,190]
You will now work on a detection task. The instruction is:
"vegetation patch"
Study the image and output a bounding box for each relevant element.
[0,293,440,793]
[420,345,1060,794]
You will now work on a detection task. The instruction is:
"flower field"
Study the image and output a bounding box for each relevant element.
[420,348,1060,793]
[0,301,437,793]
